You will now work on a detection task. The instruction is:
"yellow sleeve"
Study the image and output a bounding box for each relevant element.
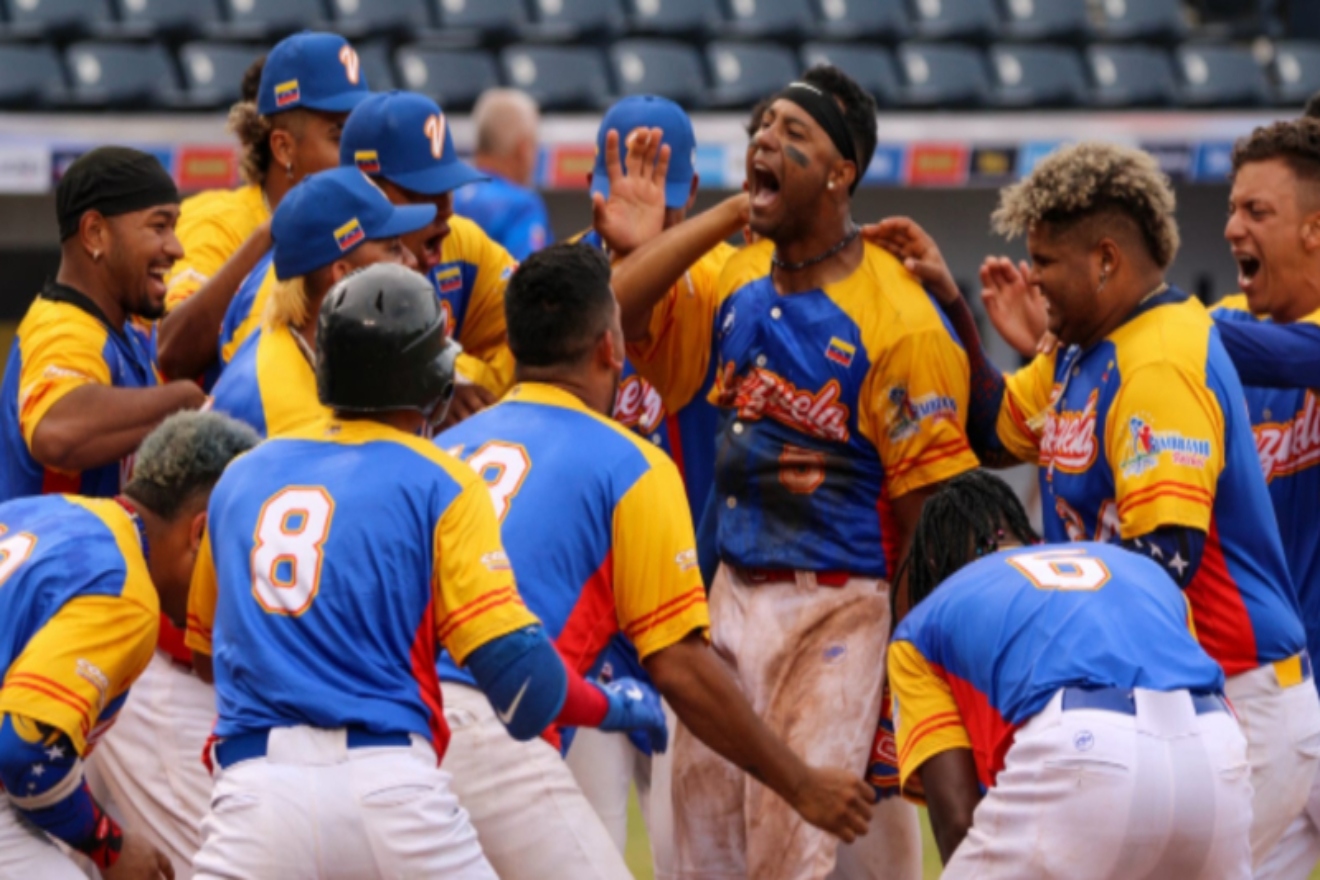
[1106,362,1223,538]
[0,595,157,755]
[433,477,540,665]
[888,639,971,800]
[17,316,113,451]
[995,352,1058,465]
[165,207,248,311]
[184,529,218,657]
[613,460,709,660]
[455,229,517,396]
[220,263,277,365]
[859,326,978,499]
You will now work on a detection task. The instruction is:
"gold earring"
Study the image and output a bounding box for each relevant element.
[285,162,294,180]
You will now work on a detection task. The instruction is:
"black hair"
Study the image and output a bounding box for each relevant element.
[802,64,877,186]
[240,55,266,104]
[1305,90,1320,120]
[745,96,772,139]
[896,470,1041,611]
[505,242,615,368]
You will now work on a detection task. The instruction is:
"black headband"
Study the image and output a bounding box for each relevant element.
[57,146,179,241]
[777,81,859,193]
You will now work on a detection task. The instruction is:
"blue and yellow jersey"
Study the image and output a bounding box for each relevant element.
[186,416,537,752]
[218,249,276,367]
[164,184,269,312]
[633,241,977,577]
[0,496,158,755]
[453,172,552,261]
[889,542,1224,795]
[210,322,326,439]
[437,383,708,686]
[1213,296,1320,677]
[0,290,158,503]
[996,287,1303,676]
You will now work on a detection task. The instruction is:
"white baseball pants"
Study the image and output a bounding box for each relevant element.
[191,725,493,880]
[85,650,214,880]
[944,687,1253,879]
[0,796,86,880]
[1256,745,1320,880]
[1224,658,1320,871]
[441,681,633,880]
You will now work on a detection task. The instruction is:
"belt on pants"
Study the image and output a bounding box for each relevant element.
[741,568,851,587]
[215,726,413,770]
[1271,649,1313,688]
[1060,686,1230,717]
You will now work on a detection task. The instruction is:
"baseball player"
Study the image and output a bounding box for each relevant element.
[876,142,1320,868]
[890,471,1252,879]
[340,90,519,422]
[210,166,431,437]
[156,31,370,384]
[0,411,257,880]
[185,263,664,879]
[607,66,978,879]
[437,242,874,880]
[0,147,205,504]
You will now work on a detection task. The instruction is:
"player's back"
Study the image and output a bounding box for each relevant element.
[203,418,490,742]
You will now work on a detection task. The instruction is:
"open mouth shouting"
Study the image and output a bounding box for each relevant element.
[1233,249,1262,293]
[749,161,782,214]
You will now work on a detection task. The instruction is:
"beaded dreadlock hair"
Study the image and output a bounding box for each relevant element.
[897,470,1042,612]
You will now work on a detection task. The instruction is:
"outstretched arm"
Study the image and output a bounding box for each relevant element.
[1214,318,1320,389]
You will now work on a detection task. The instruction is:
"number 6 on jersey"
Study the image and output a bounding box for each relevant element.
[251,487,335,616]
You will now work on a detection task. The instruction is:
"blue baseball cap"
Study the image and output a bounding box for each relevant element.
[271,167,435,280]
[591,96,696,210]
[257,32,371,117]
[340,91,488,196]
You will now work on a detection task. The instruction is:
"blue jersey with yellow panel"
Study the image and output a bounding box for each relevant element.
[217,248,276,369]
[1212,296,1320,681]
[0,287,157,503]
[637,241,977,576]
[436,383,708,695]
[0,495,158,756]
[186,417,538,755]
[889,542,1224,795]
[453,172,552,261]
[996,287,1303,677]
[210,323,327,440]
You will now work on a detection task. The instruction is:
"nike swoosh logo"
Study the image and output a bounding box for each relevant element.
[497,678,531,725]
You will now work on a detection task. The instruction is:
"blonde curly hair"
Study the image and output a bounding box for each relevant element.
[991,142,1180,269]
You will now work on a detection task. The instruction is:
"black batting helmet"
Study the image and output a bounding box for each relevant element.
[316,263,459,423]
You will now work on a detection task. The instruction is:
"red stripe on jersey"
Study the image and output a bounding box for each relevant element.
[626,588,706,643]
[4,676,92,735]
[1185,518,1258,677]
[435,585,521,645]
[1118,481,1213,516]
[938,664,1018,789]
[556,553,617,675]
[876,485,898,576]
[157,615,192,665]
[412,598,449,762]
[663,414,686,481]
[886,437,974,483]
[40,468,79,496]
[897,710,962,766]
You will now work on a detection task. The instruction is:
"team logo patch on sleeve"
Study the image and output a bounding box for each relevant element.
[886,385,958,442]
[435,266,463,293]
[274,80,300,108]
[825,337,856,368]
[334,218,365,252]
[481,551,512,572]
[1121,415,1211,477]
[353,150,381,174]
[675,548,698,572]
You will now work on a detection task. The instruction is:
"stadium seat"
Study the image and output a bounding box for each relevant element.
[1271,41,1320,106]
[1,0,113,39]
[65,41,180,108]
[499,45,612,111]
[179,41,264,108]
[435,0,530,42]
[1176,43,1270,107]
[1086,44,1178,107]
[0,43,66,107]
[109,0,222,39]
[328,0,432,38]
[897,42,989,107]
[988,43,1088,107]
[354,39,396,91]
[609,39,707,107]
[1092,0,1186,43]
[908,0,999,42]
[215,0,330,39]
[812,0,909,42]
[719,0,816,41]
[705,41,798,108]
[395,45,498,110]
[624,0,720,37]
[526,0,626,40]
[800,43,901,105]
[997,0,1090,42]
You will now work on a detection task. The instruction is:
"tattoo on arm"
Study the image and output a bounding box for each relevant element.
[784,145,810,168]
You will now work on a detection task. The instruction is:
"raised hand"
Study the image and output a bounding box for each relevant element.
[591,127,671,257]
[860,217,961,305]
[979,257,1048,358]
[595,676,669,754]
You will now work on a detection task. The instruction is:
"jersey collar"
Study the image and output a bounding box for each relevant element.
[113,495,150,564]
[505,382,596,414]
